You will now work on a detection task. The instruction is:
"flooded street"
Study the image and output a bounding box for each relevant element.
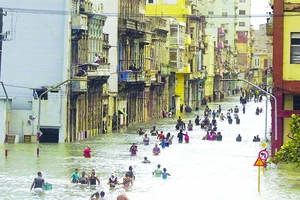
[1,96,300,200]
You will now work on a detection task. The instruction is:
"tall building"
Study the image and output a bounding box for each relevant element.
[146,0,206,113]
[235,0,251,37]
[0,0,114,143]
[269,0,300,156]
[1,0,71,143]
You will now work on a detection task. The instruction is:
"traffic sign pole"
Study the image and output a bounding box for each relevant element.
[258,166,261,192]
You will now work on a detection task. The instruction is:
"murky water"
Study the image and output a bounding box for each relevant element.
[1,96,300,200]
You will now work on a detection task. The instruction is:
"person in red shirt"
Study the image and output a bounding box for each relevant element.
[83,146,91,158]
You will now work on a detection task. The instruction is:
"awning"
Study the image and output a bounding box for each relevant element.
[118,109,127,116]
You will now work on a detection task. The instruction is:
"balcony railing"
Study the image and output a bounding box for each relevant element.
[155,18,168,31]
[119,71,145,82]
[72,63,110,79]
[170,61,184,69]
[80,0,103,15]
[170,37,184,46]
[119,18,145,33]
[71,14,88,31]
[140,32,152,44]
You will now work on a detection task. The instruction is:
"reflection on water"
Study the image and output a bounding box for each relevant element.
[0,96,299,200]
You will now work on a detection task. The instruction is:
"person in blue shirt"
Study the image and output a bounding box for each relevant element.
[71,168,79,183]
[162,168,171,179]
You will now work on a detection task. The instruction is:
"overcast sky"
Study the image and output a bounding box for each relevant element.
[251,0,271,29]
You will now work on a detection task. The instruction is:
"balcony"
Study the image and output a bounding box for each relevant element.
[72,63,110,81]
[71,14,88,31]
[71,78,88,93]
[119,71,145,83]
[140,32,152,44]
[159,65,170,76]
[119,18,145,36]
[102,33,111,49]
[218,42,224,49]
[170,61,184,70]
[155,18,168,32]
[80,0,103,16]
[177,63,191,74]
[170,37,184,48]
[218,27,226,36]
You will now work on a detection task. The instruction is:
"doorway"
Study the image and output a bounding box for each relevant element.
[40,128,59,143]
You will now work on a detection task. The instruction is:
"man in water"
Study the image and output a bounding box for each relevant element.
[152,144,161,155]
[153,164,163,177]
[177,130,184,143]
[107,173,118,188]
[142,157,150,163]
[70,168,79,183]
[30,172,45,191]
[126,166,135,180]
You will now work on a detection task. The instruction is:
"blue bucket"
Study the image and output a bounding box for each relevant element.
[42,183,52,191]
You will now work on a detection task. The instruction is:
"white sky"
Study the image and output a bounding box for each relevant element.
[251,0,271,29]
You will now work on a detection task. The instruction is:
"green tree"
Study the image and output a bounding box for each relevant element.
[271,114,300,165]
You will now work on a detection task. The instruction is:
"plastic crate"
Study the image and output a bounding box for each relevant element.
[42,183,52,191]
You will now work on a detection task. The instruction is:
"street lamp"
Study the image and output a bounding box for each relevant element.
[220,78,278,143]
[0,81,9,159]
[36,78,87,157]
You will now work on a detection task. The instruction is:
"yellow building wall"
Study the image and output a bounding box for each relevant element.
[175,73,185,103]
[283,118,292,144]
[204,35,215,97]
[145,0,190,22]
[237,42,247,54]
[283,13,300,80]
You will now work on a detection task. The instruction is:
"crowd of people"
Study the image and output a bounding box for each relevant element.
[30,86,267,199]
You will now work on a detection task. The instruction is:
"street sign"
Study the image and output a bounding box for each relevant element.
[261,142,268,149]
[254,157,265,167]
[258,149,269,161]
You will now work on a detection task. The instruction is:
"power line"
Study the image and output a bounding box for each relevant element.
[0,7,290,19]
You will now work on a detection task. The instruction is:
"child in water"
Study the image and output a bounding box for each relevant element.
[162,168,171,179]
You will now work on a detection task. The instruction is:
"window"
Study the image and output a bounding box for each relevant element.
[222,12,228,17]
[147,0,155,3]
[239,10,246,15]
[239,0,246,2]
[291,32,300,64]
[293,96,300,110]
[239,22,245,27]
[255,58,260,66]
[208,11,214,15]
[264,59,268,67]
[162,0,177,4]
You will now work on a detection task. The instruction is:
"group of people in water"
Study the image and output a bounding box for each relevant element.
[30,87,267,199]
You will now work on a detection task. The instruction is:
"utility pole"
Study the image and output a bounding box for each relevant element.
[0,8,4,79]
